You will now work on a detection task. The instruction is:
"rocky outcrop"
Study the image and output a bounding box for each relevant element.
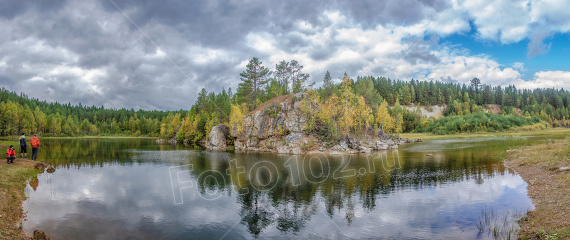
[229,93,306,153]
[33,230,52,240]
[34,162,49,170]
[227,93,408,155]
[205,124,230,151]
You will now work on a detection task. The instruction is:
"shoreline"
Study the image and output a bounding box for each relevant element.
[0,158,48,239]
[505,138,570,239]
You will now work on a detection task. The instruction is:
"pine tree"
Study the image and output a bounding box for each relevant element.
[274,60,291,94]
[290,60,310,93]
[321,71,334,99]
[238,57,271,110]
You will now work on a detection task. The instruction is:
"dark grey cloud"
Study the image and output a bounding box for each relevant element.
[0,0,67,20]
[99,0,330,49]
[0,0,455,110]
[0,0,245,110]
[337,0,450,27]
[3,0,570,109]
[401,36,440,65]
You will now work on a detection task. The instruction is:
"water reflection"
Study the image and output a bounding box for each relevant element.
[40,138,200,168]
[182,149,522,238]
[23,138,534,239]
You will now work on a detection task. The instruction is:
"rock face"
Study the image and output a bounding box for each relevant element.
[229,93,405,154]
[205,124,230,151]
[231,93,309,154]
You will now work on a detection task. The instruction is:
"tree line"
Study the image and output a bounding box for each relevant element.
[1,57,568,140]
[0,88,177,137]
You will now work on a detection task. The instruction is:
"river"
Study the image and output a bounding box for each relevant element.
[22,136,536,239]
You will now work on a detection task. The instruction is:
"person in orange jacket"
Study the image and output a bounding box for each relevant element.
[6,145,16,163]
[30,134,40,161]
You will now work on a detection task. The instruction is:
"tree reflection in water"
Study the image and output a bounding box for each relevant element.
[185,147,510,238]
[36,138,518,239]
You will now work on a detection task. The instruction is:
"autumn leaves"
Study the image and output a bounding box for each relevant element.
[302,73,403,139]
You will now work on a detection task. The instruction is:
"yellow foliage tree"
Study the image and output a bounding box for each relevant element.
[300,88,320,132]
[160,123,167,138]
[355,96,373,135]
[375,100,394,134]
[205,112,218,137]
[338,73,357,136]
[318,94,340,134]
[393,100,404,136]
[171,113,181,132]
[229,103,247,135]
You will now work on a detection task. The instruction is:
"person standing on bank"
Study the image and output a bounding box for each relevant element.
[19,133,28,159]
[30,134,40,161]
[6,145,15,163]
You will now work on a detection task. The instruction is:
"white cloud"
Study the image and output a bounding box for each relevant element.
[513,71,570,89]
[419,0,570,46]
[425,9,471,36]
[512,62,526,72]
[456,0,529,43]
[241,11,525,88]
[426,54,522,85]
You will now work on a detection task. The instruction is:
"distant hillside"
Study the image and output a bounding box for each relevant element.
[401,104,524,119]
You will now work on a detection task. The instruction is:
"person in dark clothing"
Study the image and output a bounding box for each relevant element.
[19,133,27,159]
[6,145,16,163]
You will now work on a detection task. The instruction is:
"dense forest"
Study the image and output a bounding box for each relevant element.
[1,57,568,140]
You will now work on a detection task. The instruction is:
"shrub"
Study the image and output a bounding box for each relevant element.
[421,113,544,135]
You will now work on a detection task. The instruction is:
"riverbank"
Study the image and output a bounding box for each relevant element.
[401,127,570,140]
[504,138,570,239]
[0,158,45,239]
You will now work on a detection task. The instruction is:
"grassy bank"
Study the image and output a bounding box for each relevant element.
[400,127,570,141]
[504,137,570,239]
[0,158,44,239]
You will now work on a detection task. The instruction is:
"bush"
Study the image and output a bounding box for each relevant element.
[421,113,544,135]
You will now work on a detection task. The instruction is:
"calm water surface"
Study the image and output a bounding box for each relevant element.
[23,137,538,239]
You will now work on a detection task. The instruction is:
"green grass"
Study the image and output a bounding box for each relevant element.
[400,128,570,141]
[0,140,17,148]
[0,160,44,238]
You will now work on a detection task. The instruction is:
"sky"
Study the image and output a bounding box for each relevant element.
[0,0,569,111]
